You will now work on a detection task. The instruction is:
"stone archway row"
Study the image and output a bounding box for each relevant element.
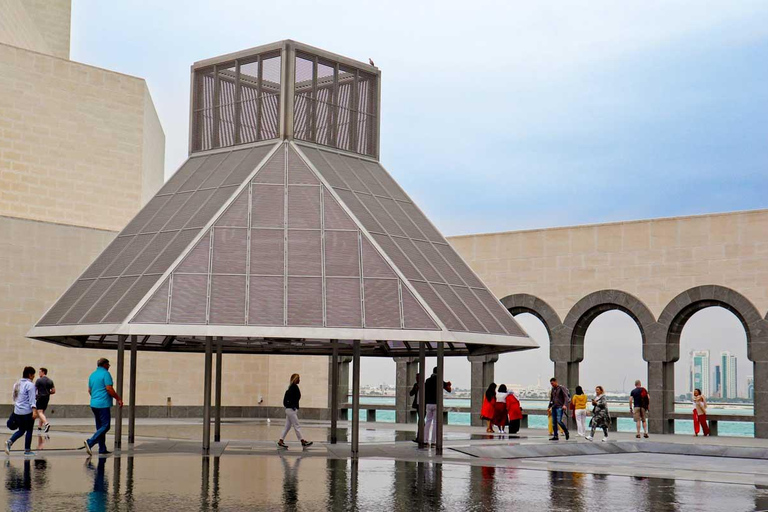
[501,286,768,438]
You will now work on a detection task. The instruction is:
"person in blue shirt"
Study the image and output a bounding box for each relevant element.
[4,366,38,456]
[84,358,123,456]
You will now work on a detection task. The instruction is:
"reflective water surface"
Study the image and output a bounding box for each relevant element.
[3,454,768,511]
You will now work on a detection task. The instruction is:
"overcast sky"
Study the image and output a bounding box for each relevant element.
[69,1,766,394]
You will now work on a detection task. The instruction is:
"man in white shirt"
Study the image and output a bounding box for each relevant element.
[5,366,38,456]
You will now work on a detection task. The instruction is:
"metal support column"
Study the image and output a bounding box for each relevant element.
[417,342,426,447]
[128,335,138,444]
[436,342,445,453]
[351,340,361,456]
[214,337,223,443]
[114,335,126,450]
[331,341,339,444]
[203,336,213,453]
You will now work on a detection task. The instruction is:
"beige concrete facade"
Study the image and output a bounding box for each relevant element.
[448,209,768,321]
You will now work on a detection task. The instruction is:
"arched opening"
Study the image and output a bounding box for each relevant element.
[674,306,752,437]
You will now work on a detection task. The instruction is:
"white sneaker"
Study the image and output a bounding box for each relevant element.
[585,436,593,442]
[4,439,10,456]
[83,440,92,456]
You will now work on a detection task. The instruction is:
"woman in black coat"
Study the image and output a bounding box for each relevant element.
[278,374,313,448]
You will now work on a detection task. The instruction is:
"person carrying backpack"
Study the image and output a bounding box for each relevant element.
[629,379,650,439]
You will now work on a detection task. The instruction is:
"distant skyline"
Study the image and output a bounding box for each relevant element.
[67,2,767,392]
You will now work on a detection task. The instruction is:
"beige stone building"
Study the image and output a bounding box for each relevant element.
[0,2,331,414]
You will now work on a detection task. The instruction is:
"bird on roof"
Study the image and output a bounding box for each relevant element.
[369,58,375,67]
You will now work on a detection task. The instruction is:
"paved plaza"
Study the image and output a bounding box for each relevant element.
[4,419,768,510]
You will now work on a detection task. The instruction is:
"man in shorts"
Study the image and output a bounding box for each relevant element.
[629,379,650,439]
[35,367,55,433]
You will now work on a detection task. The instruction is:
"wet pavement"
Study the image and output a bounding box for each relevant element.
[4,420,768,510]
[4,454,768,511]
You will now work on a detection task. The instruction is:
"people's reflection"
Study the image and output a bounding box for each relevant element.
[280,453,303,510]
[643,477,676,512]
[466,465,497,510]
[755,484,768,511]
[420,462,442,510]
[201,456,210,511]
[5,459,32,512]
[548,471,585,511]
[32,459,48,488]
[212,456,220,511]
[86,456,108,512]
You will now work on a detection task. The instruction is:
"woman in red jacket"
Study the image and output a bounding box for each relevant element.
[481,383,497,433]
[506,390,523,434]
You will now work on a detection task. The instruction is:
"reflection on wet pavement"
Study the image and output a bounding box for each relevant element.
[2,454,768,511]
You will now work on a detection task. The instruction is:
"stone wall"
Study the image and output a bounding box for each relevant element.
[0,43,165,231]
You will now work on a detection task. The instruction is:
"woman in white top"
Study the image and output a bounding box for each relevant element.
[692,388,710,436]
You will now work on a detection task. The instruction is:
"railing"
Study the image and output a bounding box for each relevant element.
[340,403,755,437]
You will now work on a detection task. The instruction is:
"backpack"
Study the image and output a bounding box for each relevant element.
[640,388,650,410]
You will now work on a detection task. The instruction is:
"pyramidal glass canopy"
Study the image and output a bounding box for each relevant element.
[27,41,536,357]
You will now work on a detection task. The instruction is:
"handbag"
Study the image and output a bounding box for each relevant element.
[6,412,18,431]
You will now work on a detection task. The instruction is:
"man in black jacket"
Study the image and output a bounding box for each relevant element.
[423,367,452,446]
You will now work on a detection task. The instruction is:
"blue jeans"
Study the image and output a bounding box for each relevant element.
[87,407,111,453]
[9,413,34,451]
[552,407,569,438]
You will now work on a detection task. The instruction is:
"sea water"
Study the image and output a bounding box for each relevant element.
[348,397,755,437]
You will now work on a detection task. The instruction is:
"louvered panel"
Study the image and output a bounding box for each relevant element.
[124,231,177,276]
[132,279,170,324]
[323,189,357,230]
[343,157,388,196]
[301,147,347,188]
[287,277,323,326]
[287,230,321,276]
[326,278,362,327]
[38,280,94,325]
[248,276,284,325]
[155,156,208,195]
[186,186,238,229]
[392,237,443,283]
[398,202,444,243]
[287,146,319,185]
[335,189,384,233]
[177,152,229,192]
[164,188,216,231]
[322,152,369,193]
[413,240,463,285]
[199,148,250,189]
[252,147,285,184]
[287,186,321,229]
[356,193,405,236]
[177,231,211,273]
[222,145,275,186]
[215,188,249,227]
[435,244,484,288]
[121,195,171,236]
[250,229,284,275]
[370,234,419,280]
[324,230,359,277]
[472,288,527,337]
[81,277,138,324]
[251,185,284,228]
[376,197,424,240]
[103,275,163,324]
[401,285,439,330]
[453,286,505,335]
[81,237,132,279]
[411,281,465,331]
[140,192,194,233]
[101,234,155,278]
[146,229,202,275]
[362,279,400,328]
[432,283,485,333]
[361,237,396,278]
[212,228,248,274]
[59,278,116,324]
[360,160,409,201]
[209,275,246,324]
[169,274,208,324]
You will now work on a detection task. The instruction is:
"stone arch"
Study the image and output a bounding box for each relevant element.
[562,289,657,363]
[658,285,765,363]
[501,293,562,341]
